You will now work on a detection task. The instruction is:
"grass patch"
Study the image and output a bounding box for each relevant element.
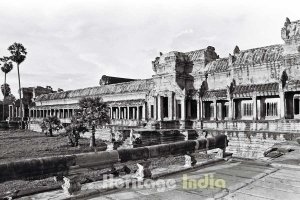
[0,129,107,164]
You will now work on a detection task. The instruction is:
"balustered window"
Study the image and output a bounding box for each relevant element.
[242,101,253,117]
[266,102,278,116]
[294,95,300,115]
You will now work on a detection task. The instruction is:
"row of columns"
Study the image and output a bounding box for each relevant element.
[30,109,75,119]
[109,105,146,120]
[8,105,25,119]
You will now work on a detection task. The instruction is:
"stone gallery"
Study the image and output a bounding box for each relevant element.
[28,18,300,136]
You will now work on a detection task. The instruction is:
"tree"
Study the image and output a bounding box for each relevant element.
[8,43,27,127]
[67,97,110,147]
[0,57,13,121]
[40,116,62,137]
[1,84,11,97]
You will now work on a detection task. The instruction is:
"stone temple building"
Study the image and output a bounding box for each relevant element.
[29,18,300,139]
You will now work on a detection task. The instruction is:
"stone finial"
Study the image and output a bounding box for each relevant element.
[215,148,224,159]
[184,155,192,167]
[152,56,160,73]
[228,53,236,65]
[285,17,291,27]
[134,162,152,181]
[62,176,81,196]
[233,46,240,55]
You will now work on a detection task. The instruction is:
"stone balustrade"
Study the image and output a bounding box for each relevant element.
[0,135,228,195]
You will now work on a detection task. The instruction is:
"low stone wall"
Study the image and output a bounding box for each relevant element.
[201,129,292,159]
[0,135,227,183]
[203,120,300,133]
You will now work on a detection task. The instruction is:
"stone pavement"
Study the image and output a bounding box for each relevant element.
[88,160,300,200]
[18,140,300,200]
[20,157,300,200]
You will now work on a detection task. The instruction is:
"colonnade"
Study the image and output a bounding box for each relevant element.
[29,108,75,119]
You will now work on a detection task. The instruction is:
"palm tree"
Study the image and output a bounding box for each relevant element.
[8,43,27,127]
[0,57,13,121]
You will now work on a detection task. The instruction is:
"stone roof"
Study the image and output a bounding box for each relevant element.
[106,99,145,107]
[99,75,137,85]
[185,49,206,61]
[202,89,228,101]
[35,79,153,101]
[205,58,229,73]
[233,82,279,97]
[234,44,284,65]
[233,82,279,94]
[32,104,80,110]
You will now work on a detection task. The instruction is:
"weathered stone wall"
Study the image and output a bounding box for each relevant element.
[225,131,287,158]
[0,135,227,183]
[202,120,300,133]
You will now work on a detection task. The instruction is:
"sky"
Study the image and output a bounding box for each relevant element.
[0,0,299,98]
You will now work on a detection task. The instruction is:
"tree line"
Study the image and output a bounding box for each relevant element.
[0,43,27,125]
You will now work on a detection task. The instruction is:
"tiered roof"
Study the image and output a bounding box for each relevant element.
[35,79,153,101]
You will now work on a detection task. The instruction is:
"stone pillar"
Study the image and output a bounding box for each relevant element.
[154,96,157,120]
[168,93,173,120]
[196,99,200,120]
[187,100,191,119]
[228,99,233,120]
[253,94,257,120]
[118,107,121,119]
[200,98,203,119]
[8,106,12,120]
[142,104,146,120]
[219,102,223,120]
[137,106,140,120]
[213,99,217,121]
[127,107,130,119]
[279,91,285,119]
[181,99,186,120]
[157,95,162,120]
[174,98,177,120]
[133,107,136,119]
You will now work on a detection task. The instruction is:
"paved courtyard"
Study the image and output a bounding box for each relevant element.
[23,157,300,200]
[86,160,300,200]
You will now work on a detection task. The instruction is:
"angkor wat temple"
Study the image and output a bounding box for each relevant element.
[27,18,300,143]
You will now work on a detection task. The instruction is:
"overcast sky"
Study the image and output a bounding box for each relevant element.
[0,0,299,98]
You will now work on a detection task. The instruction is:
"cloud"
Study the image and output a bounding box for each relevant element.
[175,29,194,38]
[0,0,299,99]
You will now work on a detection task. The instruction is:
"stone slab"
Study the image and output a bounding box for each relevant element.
[238,184,300,200]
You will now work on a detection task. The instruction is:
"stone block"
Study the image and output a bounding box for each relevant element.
[75,151,119,168]
[148,144,170,158]
[169,140,196,155]
[118,147,149,162]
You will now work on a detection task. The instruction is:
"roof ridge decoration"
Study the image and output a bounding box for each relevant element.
[233,44,284,66]
[282,17,300,44]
